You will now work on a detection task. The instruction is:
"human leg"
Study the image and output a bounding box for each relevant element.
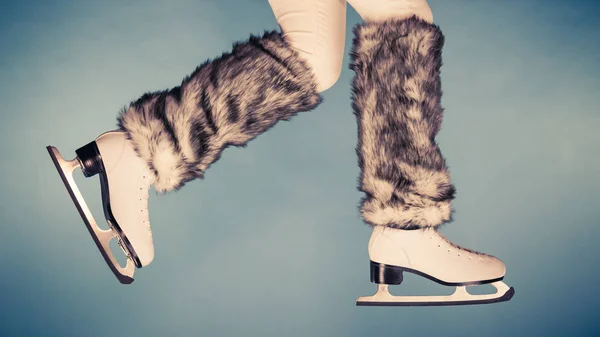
[268,0,347,92]
[48,29,323,283]
[347,1,514,305]
[347,0,433,23]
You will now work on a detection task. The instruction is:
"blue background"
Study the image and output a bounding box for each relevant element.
[1,0,599,336]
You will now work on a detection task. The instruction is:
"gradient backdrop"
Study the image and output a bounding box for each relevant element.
[1,0,599,336]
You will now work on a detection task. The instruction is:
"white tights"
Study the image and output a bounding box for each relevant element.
[267,0,434,92]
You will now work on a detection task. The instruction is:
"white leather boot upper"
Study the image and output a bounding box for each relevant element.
[369,226,506,284]
[95,131,155,267]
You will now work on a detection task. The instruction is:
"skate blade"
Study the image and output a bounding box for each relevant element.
[47,145,136,284]
[356,281,514,306]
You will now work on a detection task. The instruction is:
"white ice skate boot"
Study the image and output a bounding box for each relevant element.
[47,130,154,284]
[356,226,515,306]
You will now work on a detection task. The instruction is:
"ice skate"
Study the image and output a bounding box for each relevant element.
[47,131,154,284]
[356,227,515,306]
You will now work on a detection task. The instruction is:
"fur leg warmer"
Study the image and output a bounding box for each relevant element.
[117,31,322,193]
[350,16,456,229]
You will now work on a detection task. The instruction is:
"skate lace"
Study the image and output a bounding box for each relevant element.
[430,231,486,261]
[139,169,153,237]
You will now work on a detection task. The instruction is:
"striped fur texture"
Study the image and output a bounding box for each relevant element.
[117,31,322,193]
[350,16,456,229]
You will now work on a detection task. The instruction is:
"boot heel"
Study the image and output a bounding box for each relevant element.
[75,141,104,177]
[370,261,403,285]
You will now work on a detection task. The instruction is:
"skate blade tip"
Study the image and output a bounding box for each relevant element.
[118,276,135,285]
[504,287,515,301]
